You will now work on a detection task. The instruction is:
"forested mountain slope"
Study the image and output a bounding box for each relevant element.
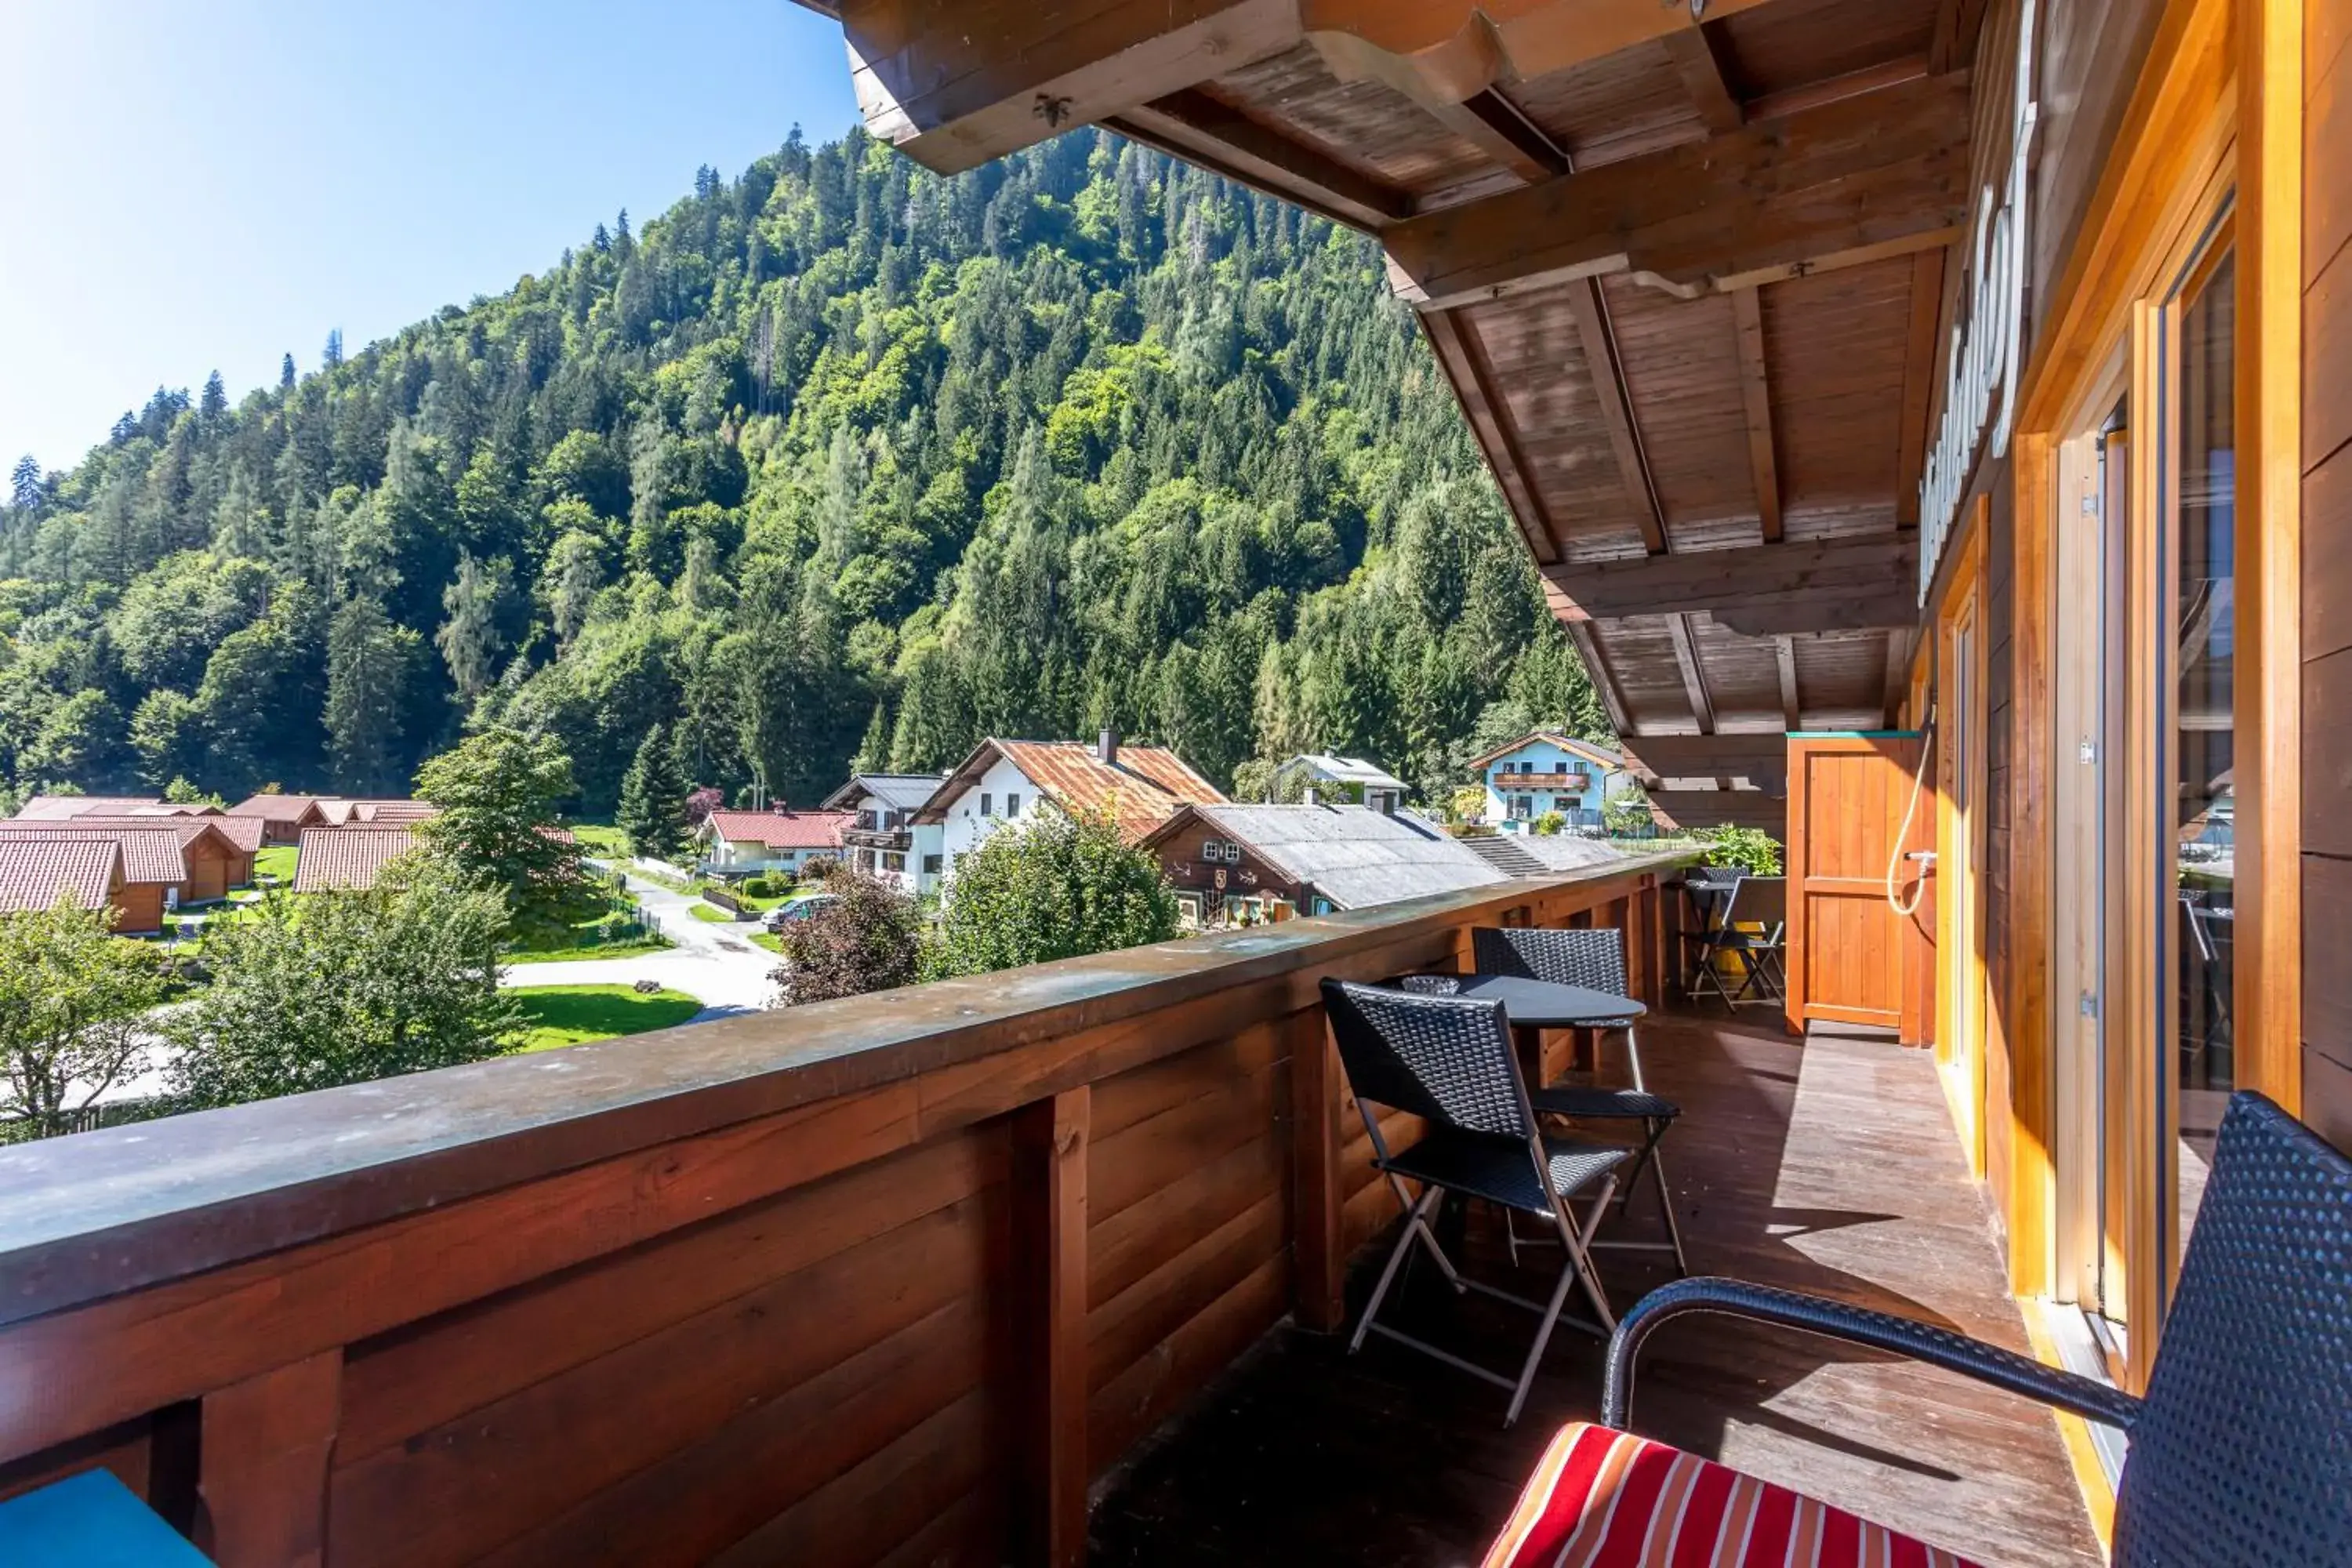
[0,128,1602,814]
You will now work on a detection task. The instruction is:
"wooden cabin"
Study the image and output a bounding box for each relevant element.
[1,2,2347,1563]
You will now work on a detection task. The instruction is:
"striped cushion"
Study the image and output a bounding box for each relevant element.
[1483,1423,1984,1568]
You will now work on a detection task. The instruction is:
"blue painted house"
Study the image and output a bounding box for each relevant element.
[1468,732,1624,833]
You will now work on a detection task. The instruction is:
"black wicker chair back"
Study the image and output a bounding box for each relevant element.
[2111,1091,2352,1566]
[1319,978,1535,1142]
[1473,926,1628,995]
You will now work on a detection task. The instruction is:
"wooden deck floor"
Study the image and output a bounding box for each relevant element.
[1087,1011,2103,1568]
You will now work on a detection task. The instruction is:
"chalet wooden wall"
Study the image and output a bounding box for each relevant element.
[0,857,1678,1568]
[2301,0,2352,1151]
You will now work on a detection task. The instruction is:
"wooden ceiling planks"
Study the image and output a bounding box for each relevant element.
[1605,278,1761,552]
[1790,629,1894,726]
[1566,278,1670,554]
[1507,39,1712,168]
[1760,254,1914,542]
[1687,614,1791,734]
[1205,43,1496,200]
[1588,618,1697,735]
[1711,0,1944,100]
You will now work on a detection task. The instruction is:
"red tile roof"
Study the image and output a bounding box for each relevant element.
[317,798,437,826]
[292,826,418,893]
[0,839,122,913]
[0,826,187,884]
[227,793,331,823]
[12,794,165,821]
[702,810,853,851]
[1,816,253,860]
[919,739,1226,843]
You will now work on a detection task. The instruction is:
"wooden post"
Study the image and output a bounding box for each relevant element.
[1627,882,1654,1009]
[1288,1009,1346,1334]
[1011,1086,1089,1568]
[1012,1088,1090,1563]
[195,1351,341,1568]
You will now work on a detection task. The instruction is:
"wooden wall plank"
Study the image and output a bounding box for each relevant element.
[1287,1010,1346,1334]
[198,1352,340,1568]
[1012,1087,1090,1568]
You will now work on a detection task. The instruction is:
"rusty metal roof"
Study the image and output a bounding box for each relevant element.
[0,839,122,913]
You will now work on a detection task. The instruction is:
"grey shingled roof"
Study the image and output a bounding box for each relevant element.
[1157,804,1507,910]
[825,774,945,813]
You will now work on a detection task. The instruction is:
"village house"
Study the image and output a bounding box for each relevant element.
[0,838,124,920]
[819,774,946,896]
[226,793,333,845]
[1267,753,1410,813]
[1144,801,1506,927]
[0,816,256,902]
[291,825,420,895]
[695,808,853,880]
[1469,732,1625,833]
[11,795,174,821]
[914,731,1225,891]
[0,827,189,933]
[318,798,437,827]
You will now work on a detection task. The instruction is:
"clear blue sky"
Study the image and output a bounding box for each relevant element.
[0,2,860,474]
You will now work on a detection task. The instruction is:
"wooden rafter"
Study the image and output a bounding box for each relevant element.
[1565,620,1633,736]
[838,0,1301,173]
[1665,614,1716,735]
[1774,635,1802,731]
[1382,70,1973,310]
[1893,246,1948,526]
[1111,90,1412,227]
[1566,278,1668,554]
[1927,0,1994,73]
[1618,735,1788,793]
[1730,286,1782,543]
[1882,626,1915,728]
[1541,535,1920,635]
[1745,55,1933,124]
[1446,87,1575,181]
[1657,27,1743,133]
[1421,309,1563,562]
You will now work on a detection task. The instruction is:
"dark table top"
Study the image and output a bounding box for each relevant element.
[1448,973,1646,1026]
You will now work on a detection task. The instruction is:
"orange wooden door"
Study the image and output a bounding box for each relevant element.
[1784,733,1932,1036]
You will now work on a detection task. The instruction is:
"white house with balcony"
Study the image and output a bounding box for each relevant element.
[1468,732,1624,833]
[1267,753,1410,813]
[914,731,1225,895]
[818,774,947,897]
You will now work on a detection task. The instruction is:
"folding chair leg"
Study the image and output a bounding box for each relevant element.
[1352,1184,1446,1356]
[1650,1142,1690,1276]
[1386,1171,1465,1291]
[1566,1178,1619,1333]
[1504,1236,1588,1428]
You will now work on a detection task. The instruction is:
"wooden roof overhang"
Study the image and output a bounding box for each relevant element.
[803,0,1990,817]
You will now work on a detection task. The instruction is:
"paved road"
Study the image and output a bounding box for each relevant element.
[501,861,778,1022]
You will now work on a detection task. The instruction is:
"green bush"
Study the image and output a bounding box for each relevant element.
[742,875,780,899]
[1700,824,1784,876]
[1533,811,1566,836]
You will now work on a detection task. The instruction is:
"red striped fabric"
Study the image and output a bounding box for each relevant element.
[1482,1425,1984,1568]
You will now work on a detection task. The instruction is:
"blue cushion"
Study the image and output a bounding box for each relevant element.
[0,1470,213,1566]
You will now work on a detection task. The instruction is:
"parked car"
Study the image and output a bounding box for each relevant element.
[763,893,838,932]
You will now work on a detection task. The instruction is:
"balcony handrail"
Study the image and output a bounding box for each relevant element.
[0,848,1696,1560]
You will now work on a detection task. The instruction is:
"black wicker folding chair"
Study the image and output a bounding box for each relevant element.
[1493,1091,2352,1566]
[1320,978,1630,1427]
[1679,874,1787,1009]
[1468,927,1686,1276]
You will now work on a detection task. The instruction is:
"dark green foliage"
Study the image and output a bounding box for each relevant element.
[924,808,1181,979]
[615,722,691,861]
[413,725,586,926]
[0,128,1607,811]
[773,866,922,1004]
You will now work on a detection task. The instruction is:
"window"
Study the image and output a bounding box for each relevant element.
[980,793,993,817]
[923,854,942,875]
[1006,792,1021,817]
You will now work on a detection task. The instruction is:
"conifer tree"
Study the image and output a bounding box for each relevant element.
[616,724,691,862]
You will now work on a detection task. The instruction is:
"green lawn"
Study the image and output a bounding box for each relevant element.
[566,822,630,859]
[503,937,673,965]
[748,930,783,954]
[511,985,702,1053]
[688,903,738,924]
[253,845,297,884]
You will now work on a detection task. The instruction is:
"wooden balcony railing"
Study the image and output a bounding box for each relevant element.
[0,850,1691,1567]
[1493,771,1591,789]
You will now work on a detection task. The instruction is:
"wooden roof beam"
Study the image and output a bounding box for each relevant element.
[837,0,1303,174]
[1541,535,1921,637]
[1109,90,1413,227]
[1666,614,1717,735]
[1774,634,1802,730]
[1382,69,1973,310]
[1421,309,1564,563]
[1566,278,1668,554]
[1893,247,1947,526]
[1619,734,1788,792]
[1657,25,1744,134]
[1730,286,1782,543]
[1565,621,1633,737]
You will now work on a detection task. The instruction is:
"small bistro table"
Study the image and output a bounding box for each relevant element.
[1443,972,1646,1031]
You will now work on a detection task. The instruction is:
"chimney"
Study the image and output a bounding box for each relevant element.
[1098,727,1120,766]
[772,799,789,815]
